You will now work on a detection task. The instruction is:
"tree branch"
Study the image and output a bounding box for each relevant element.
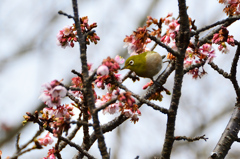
[160,0,190,158]
[230,43,240,102]
[174,134,208,142]
[209,103,240,159]
[71,0,109,158]
[209,62,231,79]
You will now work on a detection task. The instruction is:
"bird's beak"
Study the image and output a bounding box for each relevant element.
[120,65,126,70]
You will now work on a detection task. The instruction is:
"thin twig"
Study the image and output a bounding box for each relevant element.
[174,134,208,142]
[230,43,240,101]
[95,97,118,112]
[58,10,74,19]
[209,62,231,79]
[192,15,240,36]
[148,35,179,57]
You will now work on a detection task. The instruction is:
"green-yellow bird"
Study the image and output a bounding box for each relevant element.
[122,51,162,82]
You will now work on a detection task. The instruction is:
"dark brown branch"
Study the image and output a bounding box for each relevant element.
[198,16,240,46]
[59,112,83,151]
[209,103,240,159]
[235,138,240,142]
[184,59,206,74]
[192,15,240,36]
[16,134,20,151]
[71,69,83,80]
[71,0,109,158]
[95,97,118,112]
[230,43,240,102]
[160,0,190,158]
[174,134,208,142]
[58,10,74,19]
[66,92,82,106]
[69,120,93,126]
[209,62,231,79]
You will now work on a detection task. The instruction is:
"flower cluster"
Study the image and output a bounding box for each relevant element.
[95,55,124,89]
[42,104,74,119]
[35,133,54,147]
[39,80,67,108]
[56,16,100,48]
[218,0,240,15]
[42,147,56,159]
[96,89,141,123]
[96,89,121,115]
[123,27,151,55]
[80,16,100,44]
[118,92,141,123]
[212,27,235,53]
[160,13,180,45]
[56,25,77,48]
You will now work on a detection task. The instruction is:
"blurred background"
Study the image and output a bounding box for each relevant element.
[0,0,240,158]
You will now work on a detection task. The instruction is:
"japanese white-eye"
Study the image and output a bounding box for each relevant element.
[122,51,162,80]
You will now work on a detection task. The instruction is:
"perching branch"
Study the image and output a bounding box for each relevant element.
[117,82,169,114]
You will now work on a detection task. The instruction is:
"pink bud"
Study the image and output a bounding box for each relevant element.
[97,65,109,76]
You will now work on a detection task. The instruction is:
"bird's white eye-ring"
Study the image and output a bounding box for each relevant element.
[129,60,134,65]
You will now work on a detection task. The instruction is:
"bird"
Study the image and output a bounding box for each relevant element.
[122,51,162,85]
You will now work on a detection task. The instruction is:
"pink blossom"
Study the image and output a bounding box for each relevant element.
[56,31,63,41]
[97,65,109,76]
[114,74,122,83]
[62,25,72,36]
[200,44,216,63]
[48,154,56,159]
[38,133,54,146]
[43,105,74,118]
[164,17,171,25]
[96,80,103,88]
[184,59,193,69]
[168,20,179,33]
[50,85,67,98]
[236,4,240,14]
[227,36,235,46]
[218,45,229,53]
[103,103,120,115]
[115,55,125,65]
[161,35,171,44]
[227,0,238,4]
[39,80,67,107]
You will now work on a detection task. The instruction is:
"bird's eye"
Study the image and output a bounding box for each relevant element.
[129,60,134,65]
